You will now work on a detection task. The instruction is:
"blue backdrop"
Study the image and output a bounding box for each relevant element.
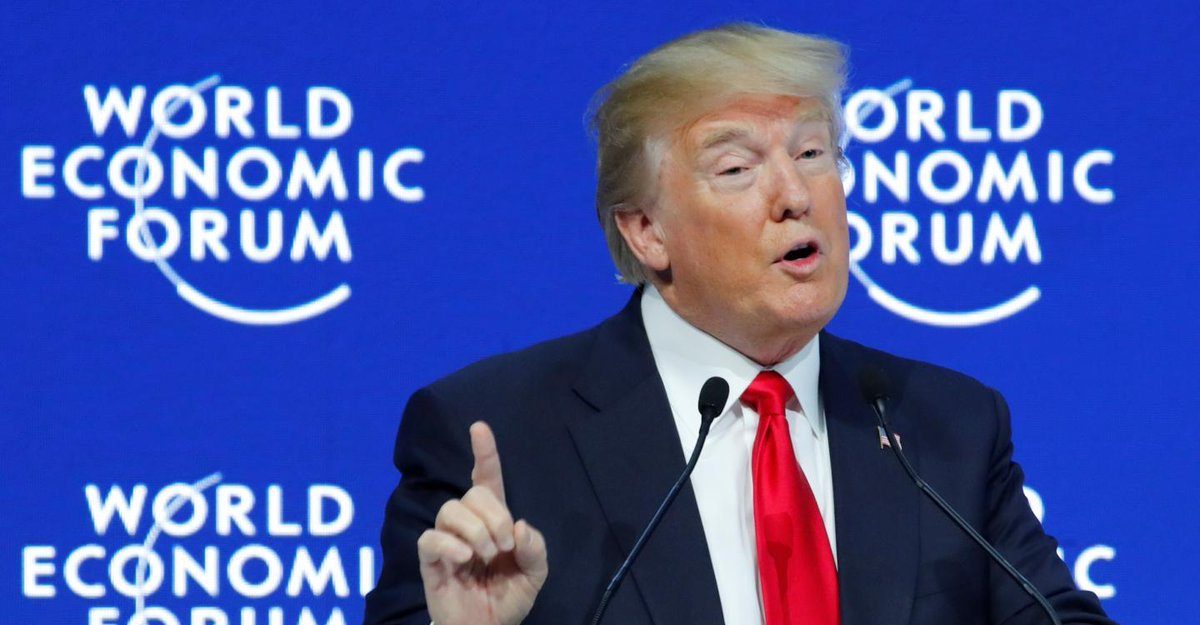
[3,3,1196,624]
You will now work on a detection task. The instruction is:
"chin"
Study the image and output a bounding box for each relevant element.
[775,287,843,332]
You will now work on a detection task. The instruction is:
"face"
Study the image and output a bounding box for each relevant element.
[624,94,849,361]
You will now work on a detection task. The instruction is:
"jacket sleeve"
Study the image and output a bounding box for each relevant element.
[363,386,474,625]
[983,388,1118,625]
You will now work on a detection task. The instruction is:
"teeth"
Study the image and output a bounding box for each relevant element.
[784,245,814,261]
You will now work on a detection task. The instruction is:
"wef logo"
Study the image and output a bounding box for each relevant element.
[19,75,426,325]
[19,473,377,625]
[839,79,1114,327]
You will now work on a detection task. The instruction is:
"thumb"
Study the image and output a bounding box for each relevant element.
[513,519,549,587]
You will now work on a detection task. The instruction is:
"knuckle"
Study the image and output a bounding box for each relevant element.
[465,487,508,523]
[417,530,447,562]
[417,529,437,548]
[443,508,486,541]
[435,498,465,523]
[465,519,491,545]
[462,485,487,506]
[476,484,502,506]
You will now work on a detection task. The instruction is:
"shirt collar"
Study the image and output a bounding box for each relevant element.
[640,285,824,437]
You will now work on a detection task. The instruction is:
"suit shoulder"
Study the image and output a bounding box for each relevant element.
[823,332,998,402]
[422,322,600,403]
[824,332,1006,450]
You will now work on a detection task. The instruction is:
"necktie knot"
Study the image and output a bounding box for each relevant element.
[741,370,795,418]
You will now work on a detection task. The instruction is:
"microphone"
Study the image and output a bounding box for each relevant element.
[589,376,730,625]
[858,367,1063,625]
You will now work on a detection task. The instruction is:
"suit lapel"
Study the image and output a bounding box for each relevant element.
[561,298,921,625]
[566,292,725,625]
[820,332,920,625]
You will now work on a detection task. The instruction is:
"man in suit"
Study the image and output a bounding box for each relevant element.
[363,24,1116,625]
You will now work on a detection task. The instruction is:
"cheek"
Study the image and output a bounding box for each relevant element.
[832,211,849,250]
[668,198,758,262]
[815,182,849,243]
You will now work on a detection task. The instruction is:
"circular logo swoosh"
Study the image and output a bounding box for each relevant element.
[846,78,1040,328]
[131,74,351,325]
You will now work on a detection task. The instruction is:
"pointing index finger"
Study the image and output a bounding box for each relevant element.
[470,421,506,505]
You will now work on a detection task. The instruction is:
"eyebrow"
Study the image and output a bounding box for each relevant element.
[698,127,752,151]
[696,109,831,152]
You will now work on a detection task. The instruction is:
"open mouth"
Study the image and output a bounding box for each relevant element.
[781,241,818,262]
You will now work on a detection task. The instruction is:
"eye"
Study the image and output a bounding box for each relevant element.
[719,166,748,176]
[796,148,824,160]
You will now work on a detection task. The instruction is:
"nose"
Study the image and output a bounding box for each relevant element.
[769,150,811,222]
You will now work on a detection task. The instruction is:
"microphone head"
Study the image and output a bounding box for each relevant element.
[858,365,890,402]
[697,376,730,419]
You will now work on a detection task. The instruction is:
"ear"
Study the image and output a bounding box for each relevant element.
[614,205,670,273]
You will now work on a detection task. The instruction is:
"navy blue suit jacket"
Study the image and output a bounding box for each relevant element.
[364,292,1114,625]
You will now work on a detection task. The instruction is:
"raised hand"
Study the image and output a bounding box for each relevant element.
[417,421,549,625]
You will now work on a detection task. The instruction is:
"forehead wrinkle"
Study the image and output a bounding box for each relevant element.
[698,126,754,152]
[790,104,831,134]
[796,104,829,123]
[670,95,833,168]
[698,101,828,148]
[789,117,832,145]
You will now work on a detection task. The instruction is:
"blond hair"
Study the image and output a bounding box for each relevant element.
[588,23,848,284]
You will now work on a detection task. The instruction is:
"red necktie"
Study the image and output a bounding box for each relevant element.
[743,371,840,625]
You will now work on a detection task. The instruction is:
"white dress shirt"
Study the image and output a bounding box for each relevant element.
[641,285,837,625]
